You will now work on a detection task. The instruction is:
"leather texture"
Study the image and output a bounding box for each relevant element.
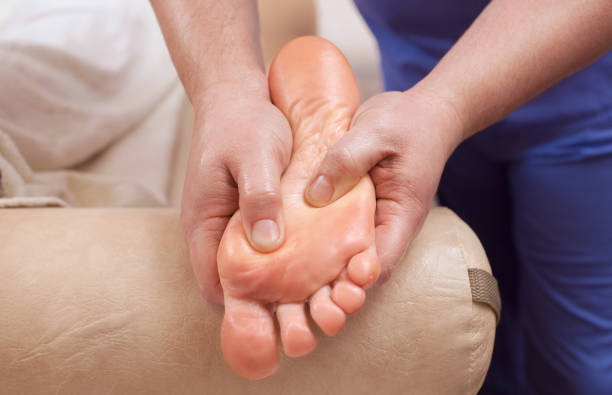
[0,207,495,394]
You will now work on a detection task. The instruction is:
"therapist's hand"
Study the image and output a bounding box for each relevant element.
[181,83,293,304]
[305,88,464,281]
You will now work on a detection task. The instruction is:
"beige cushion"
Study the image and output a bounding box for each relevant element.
[0,207,495,394]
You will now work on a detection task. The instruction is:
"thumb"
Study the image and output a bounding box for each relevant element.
[228,154,286,253]
[306,125,386,207]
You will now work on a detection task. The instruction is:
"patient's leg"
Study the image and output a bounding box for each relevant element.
[0,208,495,394]
[217,37,379,379]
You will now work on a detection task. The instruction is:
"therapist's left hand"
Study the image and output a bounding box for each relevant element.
[305,88,465,280]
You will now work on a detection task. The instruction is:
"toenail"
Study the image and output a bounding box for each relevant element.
[251,219,280,251]
[307,175,333,205]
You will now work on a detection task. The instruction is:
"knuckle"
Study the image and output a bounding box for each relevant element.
[244,187,281,202]
[180,190,236,234]
[227,151,284,186]
[327,144,360,177]
[197,146,225,172]
[241,187,281,212]
[223,131,290,172]
[188,152,233,192]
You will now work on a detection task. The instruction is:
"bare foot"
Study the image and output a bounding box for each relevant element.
[217,36,379,380]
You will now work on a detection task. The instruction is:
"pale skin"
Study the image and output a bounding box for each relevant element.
[0,5,499,387]
[151,0,612,298]
[151,0,293,305]
[150,0,612,379]
[305,0,612,280]
[218,37,379,379]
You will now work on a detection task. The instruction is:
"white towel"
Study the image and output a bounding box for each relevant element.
[0,0,191,208]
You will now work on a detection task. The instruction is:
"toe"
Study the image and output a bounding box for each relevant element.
[331,280,366,314]
[309,285,346,336]
[347,245,380,287]
[276,303,317,358]
[221,295,280,380]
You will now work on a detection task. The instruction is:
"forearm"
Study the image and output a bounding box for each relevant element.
[416,0,612,141]
[150,0,267,106]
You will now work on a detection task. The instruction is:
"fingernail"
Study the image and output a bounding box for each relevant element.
[307,175,333,205]
[251,219,281,251]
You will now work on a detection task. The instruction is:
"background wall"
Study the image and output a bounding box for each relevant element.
[315,0,382,99]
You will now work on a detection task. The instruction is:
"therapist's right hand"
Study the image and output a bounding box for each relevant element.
[181,83,293,304]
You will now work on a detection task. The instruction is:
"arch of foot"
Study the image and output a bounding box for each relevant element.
[216,36,497,386]
[217,36,380,380]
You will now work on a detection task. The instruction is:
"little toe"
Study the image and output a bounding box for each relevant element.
[276,303,317,358]
[309,285,346,336]
[331,280,366,314]
[221,295,280,380]
[347,245,380,287]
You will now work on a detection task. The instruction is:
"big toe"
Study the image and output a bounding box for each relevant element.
[221,295,280,380]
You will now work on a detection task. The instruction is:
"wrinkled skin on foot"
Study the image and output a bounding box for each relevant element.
[217,37,380,379]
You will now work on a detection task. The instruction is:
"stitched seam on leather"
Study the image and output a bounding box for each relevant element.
[451,217,475,394]
[469,302,478,394]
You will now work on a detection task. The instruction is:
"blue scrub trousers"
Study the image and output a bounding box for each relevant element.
[438,118,612,394]
[352,2,612,391]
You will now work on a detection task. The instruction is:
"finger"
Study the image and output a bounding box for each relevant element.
[372,181,428,282]
[276,303,317,358]
[181,159,236,305]
[227,152,286,253]
[305,124,388,207]
[184,219,227,304]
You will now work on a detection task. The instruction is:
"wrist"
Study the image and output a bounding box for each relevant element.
[402,84,467,158]
[192,70,269,110]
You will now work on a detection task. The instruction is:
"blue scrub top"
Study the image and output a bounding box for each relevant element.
[352,4,612,393]
[354,0,612,157]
